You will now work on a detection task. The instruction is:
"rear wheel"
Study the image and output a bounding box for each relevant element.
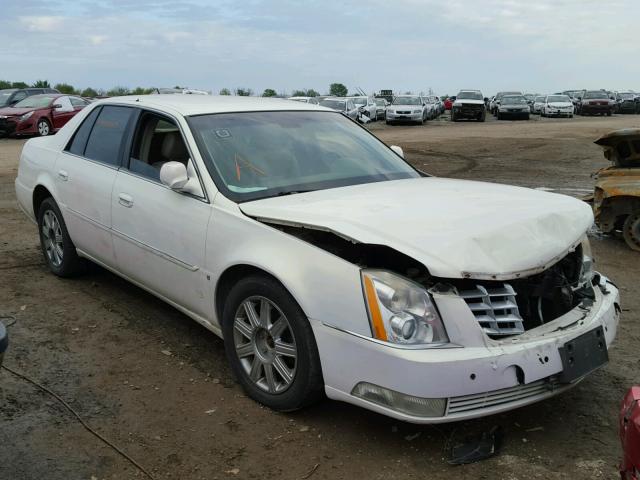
[37,197,85,276]
[607,110,612,116]
[222,275,324,411]
[623,212,640,251]
[37,118,51,136]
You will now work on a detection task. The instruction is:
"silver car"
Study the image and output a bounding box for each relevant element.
[319,98,359,120]
[386,95,428,125]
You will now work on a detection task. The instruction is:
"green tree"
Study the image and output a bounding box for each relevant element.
[291,90,306,97]
[219,88,231,95]
[306,89,319,97]
[107,86,131,96]
[262,88,278,97]
[54,83,76,94]
[80,87,98,97]
[235,87,253,96]
[131,86,155,95]
[0,80,11,89]
[329,83,348,97]
[32,79,51,88]
[11,81,29,89]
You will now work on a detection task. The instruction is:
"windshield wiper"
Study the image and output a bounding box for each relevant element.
[275,189,315,197]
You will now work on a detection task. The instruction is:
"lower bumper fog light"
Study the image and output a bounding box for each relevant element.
[351,382,446,418]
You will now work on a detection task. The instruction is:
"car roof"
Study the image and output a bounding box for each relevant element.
[97,94,331,115]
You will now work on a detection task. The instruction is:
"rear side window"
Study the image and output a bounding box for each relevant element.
[84,106,134,166]
[67,107,101,156]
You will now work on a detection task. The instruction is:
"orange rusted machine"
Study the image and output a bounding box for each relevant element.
[591,129,640,251]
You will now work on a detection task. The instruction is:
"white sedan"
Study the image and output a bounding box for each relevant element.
[541,94,575,117]
[15,95,620,423]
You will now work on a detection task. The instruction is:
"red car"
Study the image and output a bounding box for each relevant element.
[0,93,89,137]
[444,97,454,110]
[621,386,640,479]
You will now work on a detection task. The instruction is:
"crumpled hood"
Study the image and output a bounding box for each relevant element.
[548,102,573,108]
[240,177,593,279]
[0,107,34,117]
[388,104,421,110]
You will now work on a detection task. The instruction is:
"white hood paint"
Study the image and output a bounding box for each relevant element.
[240,177,593,279]
[453,99,485,106]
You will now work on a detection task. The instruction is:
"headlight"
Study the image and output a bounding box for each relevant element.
[19,111,34,121]
[361,270,448,345]
[413,109,422,114]
[579,236,594,285]
[387,110,394,114]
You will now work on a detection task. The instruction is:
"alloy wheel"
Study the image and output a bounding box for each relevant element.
[38,120,50,136]
[233,296,298,394]
[42,210,64,266]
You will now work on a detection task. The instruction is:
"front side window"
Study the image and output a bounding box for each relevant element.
[127,112,189,181]
[188,111,420,202]
[11,91,28,104]
[70,96,89,107]
[84,106,134,166]
[0,89,17,107]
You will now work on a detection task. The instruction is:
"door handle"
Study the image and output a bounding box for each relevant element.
[118,193,134,208]
[57,170,68,181]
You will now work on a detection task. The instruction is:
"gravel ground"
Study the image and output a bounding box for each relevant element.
[1,112,639,480]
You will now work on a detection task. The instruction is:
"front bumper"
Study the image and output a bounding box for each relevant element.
[0,117,35,136]
[498,109,529,118]
[386,112,423,122]
[0,322,7,367]
[453,106,484,118]
[314,278,619,423]
[582,104,611,114]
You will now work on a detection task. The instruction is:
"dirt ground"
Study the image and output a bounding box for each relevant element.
[1,113,639,480]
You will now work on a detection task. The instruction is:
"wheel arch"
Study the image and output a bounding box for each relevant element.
[32,184,54,218]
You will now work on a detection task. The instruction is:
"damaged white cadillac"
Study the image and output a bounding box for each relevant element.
[15,95,620,423]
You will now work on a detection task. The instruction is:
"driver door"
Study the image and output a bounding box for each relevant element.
[111,109,213,319]
[51,96,75,130]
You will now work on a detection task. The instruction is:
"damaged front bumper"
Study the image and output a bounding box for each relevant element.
[313,276,619,423]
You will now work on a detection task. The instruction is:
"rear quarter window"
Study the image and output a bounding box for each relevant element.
[66,107,101,156]
[83,106,134,166]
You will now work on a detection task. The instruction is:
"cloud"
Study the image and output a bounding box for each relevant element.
[89,34,108,45]
[19,15,65,32]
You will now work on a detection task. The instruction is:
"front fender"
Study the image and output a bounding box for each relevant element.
[206,204,371,337]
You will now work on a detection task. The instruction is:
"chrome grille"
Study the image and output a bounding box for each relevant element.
[459,283,524,336]
[447,379,560,415]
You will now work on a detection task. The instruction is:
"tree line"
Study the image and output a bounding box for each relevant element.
[1,80,352,98]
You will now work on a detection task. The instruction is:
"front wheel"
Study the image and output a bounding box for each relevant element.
[37,197,85,277]
[222,275,324,411]
[623,212,640,251]
[37,118,51,136]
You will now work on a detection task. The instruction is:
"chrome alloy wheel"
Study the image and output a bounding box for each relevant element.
[233,296,298,394]
[38,120,50,136]
[42,210,64,267]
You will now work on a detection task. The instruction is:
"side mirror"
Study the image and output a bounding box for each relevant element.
[577,97,582,101]
[52,104,62,109]
[160,161,189,190]
[390,145,404,158]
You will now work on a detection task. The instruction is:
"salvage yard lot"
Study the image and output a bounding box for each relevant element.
[1,114,639,480]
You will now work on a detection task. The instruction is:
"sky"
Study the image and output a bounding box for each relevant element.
[1,0,639,96]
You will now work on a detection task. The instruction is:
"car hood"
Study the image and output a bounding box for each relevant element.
[0,107,35,117]
[453,99,484,106]
[548,102,573,107]
[239,177,593,279]
[389,104,421,109]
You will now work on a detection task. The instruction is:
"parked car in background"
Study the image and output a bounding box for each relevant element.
[15,95,619,424]
[0,94,89,137]
[319,97,359,120]
[620,386,640,479]
[151,88,210,95]
[374,98,388,120]
[524,93,536,110]
[531,95,546,114]
[348,96,377,120]
[429,96,444,115]
[288,96,319,105]
[497,95,530,120]
[541,94,574,118]
[578,91,614,116]
[491,91,522,116]
[451,90,486,122]
[616,92,639,114]
[443,97,454,110]
[386,95,428,124]
[0,87,60,108]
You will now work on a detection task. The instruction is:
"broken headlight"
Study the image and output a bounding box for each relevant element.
[361,270,448,345]
[579,236,594,286]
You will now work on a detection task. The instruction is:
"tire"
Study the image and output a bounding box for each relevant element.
[478,112,486,122]
[607,111,612,117]
[385,120,391,125]
[497,113,503,120]
[623,212,640,252]
[451,111,456,122]
[37,197,85,277]
[524,114,530,120]
[222,274,324,412]
[37,118,51,136]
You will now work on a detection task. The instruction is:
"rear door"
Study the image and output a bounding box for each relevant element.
[55,105,135,267]
[111,109,212,318]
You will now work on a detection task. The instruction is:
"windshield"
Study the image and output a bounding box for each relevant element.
[457,91,483,100]
[13,95,55,109]
[535,96,545,102]
[375,99,385,106]
[502,96,527,104]
[583,91,606,99]
[0,89,17,107]
[547,95,570,103]
[351,97,367,105]
[620,93,635,100]
[319,99,346,110]
[392,96,421,105]
[187,111,420,202]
